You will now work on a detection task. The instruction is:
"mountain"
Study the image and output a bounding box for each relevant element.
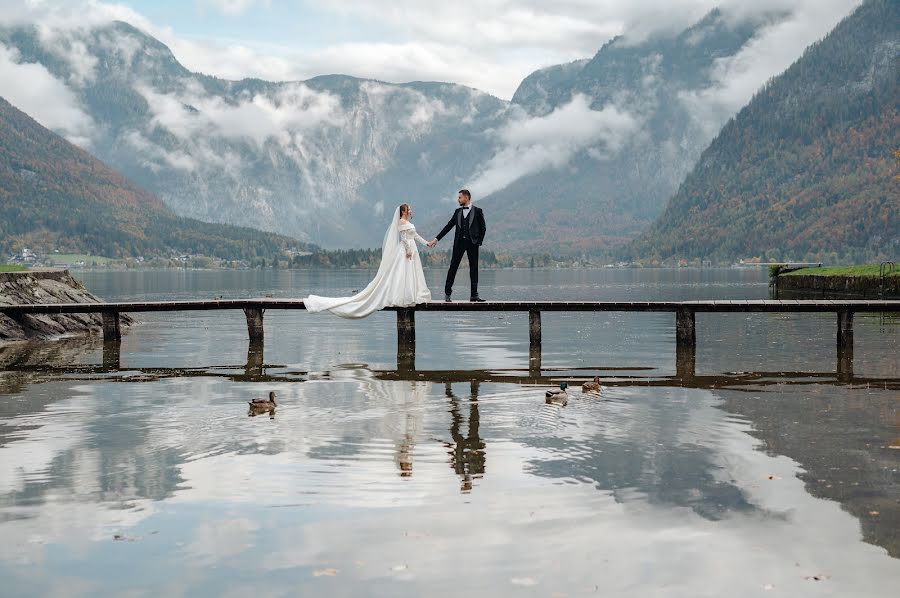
[629,0,899,263]
[0,95,305,260]
[479,9,784,253]
[0,9,856,254]
[0,21,508,249]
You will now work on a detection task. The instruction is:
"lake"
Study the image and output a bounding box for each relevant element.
[1,268,898,597]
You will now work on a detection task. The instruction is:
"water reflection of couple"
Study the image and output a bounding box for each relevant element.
[304,189,486,317]
[352,371,484,489]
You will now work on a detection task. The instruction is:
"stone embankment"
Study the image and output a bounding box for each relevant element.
[775,273,899,298]
[0,269,132,343]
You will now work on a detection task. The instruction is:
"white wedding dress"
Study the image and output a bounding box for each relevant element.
[304,207,432,318]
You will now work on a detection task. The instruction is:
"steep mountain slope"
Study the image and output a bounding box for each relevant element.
[0,22,508,248]
[0,95,304,259]
[630,0,899,263]
[479,9,781,253]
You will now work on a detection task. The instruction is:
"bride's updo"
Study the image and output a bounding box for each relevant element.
[399,203,410,218]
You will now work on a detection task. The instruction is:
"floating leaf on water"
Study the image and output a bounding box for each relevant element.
[767,475,781,480]
[804,574,831,581]
[313,568,339,577]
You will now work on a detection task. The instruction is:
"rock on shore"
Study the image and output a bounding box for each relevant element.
[0,269,132,343]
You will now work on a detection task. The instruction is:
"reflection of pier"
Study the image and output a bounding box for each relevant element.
[3,299,897,379]
[5,348,898,393]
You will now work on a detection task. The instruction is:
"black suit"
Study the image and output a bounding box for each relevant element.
[436,204,486,298]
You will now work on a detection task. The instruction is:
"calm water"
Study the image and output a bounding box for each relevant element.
[1,268,898,597]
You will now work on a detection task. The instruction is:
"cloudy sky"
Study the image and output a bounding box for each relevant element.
[0,0,861,99]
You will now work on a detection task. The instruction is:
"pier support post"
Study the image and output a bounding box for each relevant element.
[245,340,264,378]
[837,310,853,381]
[102,340,120,371]
[528,309,542,377]
[674,307,696,383]
[675,307,696,351]
[101,311,121,343]
[243,307,265,343]
[397,308,416,371]
[675,345,696,383]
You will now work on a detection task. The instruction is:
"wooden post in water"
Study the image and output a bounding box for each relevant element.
[397,308,416,371]
[837,310,853,380]
[101,311,121,343]
[102,341,120,371]
[245,340,264,378]
[529,309,542,377]
[675,307,696,350]
[243,307,265,343]
[675,307,696,381]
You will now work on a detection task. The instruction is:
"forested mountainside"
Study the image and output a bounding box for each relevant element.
[0,95,306,260]
[630,0,899,263]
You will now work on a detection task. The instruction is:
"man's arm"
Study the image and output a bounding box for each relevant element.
[434,214,456,242]
[477,207,486,242]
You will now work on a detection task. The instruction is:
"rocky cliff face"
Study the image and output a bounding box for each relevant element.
[0,270,131,343]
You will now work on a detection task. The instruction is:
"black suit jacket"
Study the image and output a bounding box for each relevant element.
[436,205,486,248]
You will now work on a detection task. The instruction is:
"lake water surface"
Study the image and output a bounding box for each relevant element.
[1,268,898,596]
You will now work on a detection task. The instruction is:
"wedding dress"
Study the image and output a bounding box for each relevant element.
[304,207,432,318]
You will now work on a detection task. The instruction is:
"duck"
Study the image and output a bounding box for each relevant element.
[582,376,602,394]
[545,382,568,405]
[248,391,277,412]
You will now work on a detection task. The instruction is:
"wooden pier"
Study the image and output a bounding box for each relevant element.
[2,299,898,379]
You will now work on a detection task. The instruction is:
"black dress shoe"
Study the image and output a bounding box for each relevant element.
[444,295,452,302]
[470,296,486,302]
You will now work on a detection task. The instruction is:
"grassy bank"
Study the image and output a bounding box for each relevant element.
[0,265,28,272]
[782,264,899,278]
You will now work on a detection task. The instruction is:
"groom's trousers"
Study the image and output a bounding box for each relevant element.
[445,240,479,298]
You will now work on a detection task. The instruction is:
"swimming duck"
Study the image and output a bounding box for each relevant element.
[248,391,277,411]
[545,382,568,405]
[582,376,602,394]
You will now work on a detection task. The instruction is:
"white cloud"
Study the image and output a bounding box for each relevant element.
[468,94,638,196]
[198,0,271,16]
[0,43,94,146]
[0,0,862,101]
[137,82,344,147]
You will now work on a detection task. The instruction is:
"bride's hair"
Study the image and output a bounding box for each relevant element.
[399,203,410,218]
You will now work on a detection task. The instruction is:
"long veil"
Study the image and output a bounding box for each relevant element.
[304,207,404,318]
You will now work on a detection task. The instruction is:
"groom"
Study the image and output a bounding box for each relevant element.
[428,189,486,302]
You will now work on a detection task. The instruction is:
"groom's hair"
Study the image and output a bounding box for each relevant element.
[459,189,471,200]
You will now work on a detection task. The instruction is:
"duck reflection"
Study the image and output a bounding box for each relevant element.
[444,381,486,493]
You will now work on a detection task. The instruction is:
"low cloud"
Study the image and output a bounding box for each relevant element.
[468,94,638,196]
[0,44,94,146]
[137,83,344,148]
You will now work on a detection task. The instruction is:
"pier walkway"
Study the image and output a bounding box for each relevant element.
[2,299,898,379]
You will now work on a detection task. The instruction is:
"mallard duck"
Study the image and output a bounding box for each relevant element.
[545,382,568,405]
[248,391,277,411]
[582,376,602,394]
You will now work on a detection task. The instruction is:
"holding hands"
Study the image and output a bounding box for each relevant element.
[427,239,437,248]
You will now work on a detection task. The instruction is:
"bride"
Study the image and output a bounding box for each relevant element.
[304,204,432,318]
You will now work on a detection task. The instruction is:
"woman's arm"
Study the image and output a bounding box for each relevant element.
[414,231,429,246]
[401,231,414,258]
